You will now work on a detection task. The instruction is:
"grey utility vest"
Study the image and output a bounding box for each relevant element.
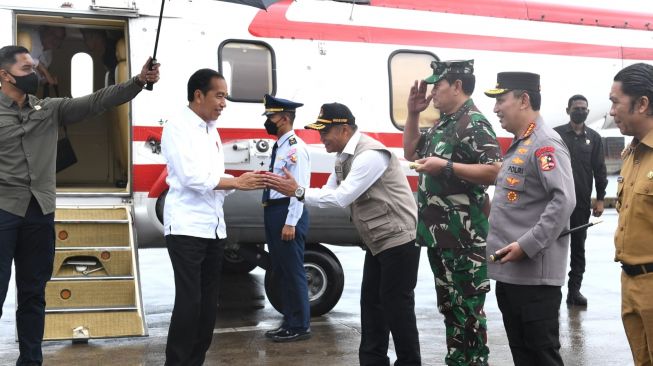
[335,134,417,255]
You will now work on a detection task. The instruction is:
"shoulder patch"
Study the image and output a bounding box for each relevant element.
[535,146,555,157]
[536,146,556,171]
[289,136,297,145]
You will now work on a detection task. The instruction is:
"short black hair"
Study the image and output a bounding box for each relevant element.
[187,68,225,102]
[0,45,29,71]
[614,63,653,115]
[567,94,588,109]
[442,73,476,95]
[512,90,541,111]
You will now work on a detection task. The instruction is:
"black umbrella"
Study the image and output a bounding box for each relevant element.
[146,0,283,90]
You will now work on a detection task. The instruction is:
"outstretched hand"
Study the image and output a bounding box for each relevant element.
[263,167,299,197]
[236,172,266,190]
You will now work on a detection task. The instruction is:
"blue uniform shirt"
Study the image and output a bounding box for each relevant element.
[269,130,311,226]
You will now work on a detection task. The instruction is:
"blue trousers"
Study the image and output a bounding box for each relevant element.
[0,196,55,366]
[264,204,310,331]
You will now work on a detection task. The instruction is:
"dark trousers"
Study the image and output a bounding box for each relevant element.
[165,234,225,366]
[495,282,563,366]
[359,242,421,366]
[568,206,591,290]
[0,196,55,366]
[264,204,310,331]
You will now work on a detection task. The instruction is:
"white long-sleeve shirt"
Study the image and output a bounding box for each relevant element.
[161,107,233,239]
[304,131,390,208]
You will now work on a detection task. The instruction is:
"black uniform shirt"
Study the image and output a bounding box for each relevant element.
[554,122,608,207]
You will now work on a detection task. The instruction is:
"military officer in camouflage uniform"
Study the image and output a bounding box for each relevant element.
[403,60,502,366]
[485,72,575,366]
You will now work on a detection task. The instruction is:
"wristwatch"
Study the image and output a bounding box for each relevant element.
[294,186,306,201]
[442,159,454,179]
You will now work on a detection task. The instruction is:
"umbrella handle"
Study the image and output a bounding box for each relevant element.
[144,58,156,91]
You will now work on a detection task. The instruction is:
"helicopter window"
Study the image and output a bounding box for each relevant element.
[388,50,440,130]
[218,40,276,102]
[70,52,93,98]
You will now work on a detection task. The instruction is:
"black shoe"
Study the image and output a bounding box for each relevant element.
[272,329,311,343]
[265,326,286,339]
[567,290,588,306]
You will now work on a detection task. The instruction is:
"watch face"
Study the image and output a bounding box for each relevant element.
[295,187,305,197]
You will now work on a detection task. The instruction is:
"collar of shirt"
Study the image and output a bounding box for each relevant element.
[639,128,653,149]
[275,130,295,147]
[561,121,586,136]
[0,90,41,110]
[183,106,217,131]
[440,98,473,122]
[338,130,362,159]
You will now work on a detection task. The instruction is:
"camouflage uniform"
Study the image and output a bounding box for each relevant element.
[416,98,502,366]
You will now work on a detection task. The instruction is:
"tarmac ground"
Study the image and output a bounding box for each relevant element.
[0,209,633,365]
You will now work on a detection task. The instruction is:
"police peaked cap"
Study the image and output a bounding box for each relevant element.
[485,72,541,97]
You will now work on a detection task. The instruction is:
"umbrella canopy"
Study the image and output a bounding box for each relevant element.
[146,0,284,90]
[218,0,283,10]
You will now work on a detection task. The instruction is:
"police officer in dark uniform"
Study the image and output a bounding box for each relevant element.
[261,95,312,342]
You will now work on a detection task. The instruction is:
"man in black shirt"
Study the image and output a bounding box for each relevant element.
[554,94,608,306]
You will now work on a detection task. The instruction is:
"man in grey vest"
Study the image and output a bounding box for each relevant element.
[264,102,421,366]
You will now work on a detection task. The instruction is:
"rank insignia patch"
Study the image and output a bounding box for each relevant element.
[506,177,520,186]
[512,157,525,165]
[289,137,297,145]
[507,191,519,202]
[517,148,528,154]
[523,139,532,146]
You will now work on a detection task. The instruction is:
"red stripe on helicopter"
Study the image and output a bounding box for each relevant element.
[248,0,653,60]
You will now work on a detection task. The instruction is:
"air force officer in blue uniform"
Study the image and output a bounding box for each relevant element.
[262,95,312,342]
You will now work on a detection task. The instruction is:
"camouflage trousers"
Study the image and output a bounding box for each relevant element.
[427,247,490,366]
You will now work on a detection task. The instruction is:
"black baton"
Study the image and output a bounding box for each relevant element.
[489,220,603,262]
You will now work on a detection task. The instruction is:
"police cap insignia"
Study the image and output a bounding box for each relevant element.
[424,59,474,84]
[262,94,303,116]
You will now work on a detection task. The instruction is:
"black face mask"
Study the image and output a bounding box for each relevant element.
[570,110,588,124]
[264,118,279,135]
[9,72,39,95]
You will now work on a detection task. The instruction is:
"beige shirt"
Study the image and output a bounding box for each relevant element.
[615,129,653,265]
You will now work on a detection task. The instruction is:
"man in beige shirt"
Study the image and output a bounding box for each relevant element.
[612,62,653,366]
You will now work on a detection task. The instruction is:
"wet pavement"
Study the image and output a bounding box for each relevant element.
[0,209,632,365]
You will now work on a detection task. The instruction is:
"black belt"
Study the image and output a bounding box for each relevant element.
[262,198,290,207]
[622,263,653,277]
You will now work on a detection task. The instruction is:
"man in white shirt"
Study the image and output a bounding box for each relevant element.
[161,68,264,366]
[264,103,421,365]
